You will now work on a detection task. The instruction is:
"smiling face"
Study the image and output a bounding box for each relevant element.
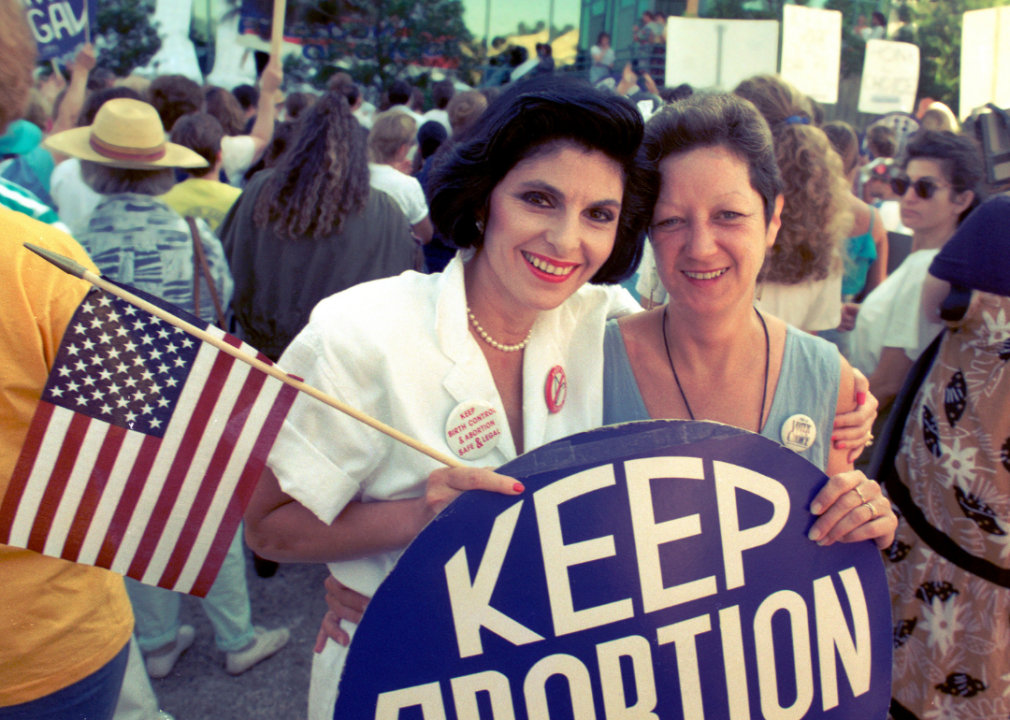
[468,143,624,318]
[650,145,782,318]
[898,158,967,237]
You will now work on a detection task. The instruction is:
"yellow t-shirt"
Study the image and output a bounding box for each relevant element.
[160,177,243,232]
[0,208,133,707]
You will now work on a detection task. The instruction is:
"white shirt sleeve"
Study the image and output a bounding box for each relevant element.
[220,135,257,187]
[400,176,429,226]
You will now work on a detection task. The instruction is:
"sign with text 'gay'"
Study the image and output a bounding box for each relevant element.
[335,421,892,720]
[24,0,96,62]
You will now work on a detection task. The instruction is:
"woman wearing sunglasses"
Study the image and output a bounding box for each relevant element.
[849,130,984,409]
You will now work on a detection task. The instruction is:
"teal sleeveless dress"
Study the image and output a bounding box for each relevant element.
[602,320,841,471]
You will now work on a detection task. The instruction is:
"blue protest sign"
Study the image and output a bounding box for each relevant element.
[335,420,892,720]
[24,0,96,62]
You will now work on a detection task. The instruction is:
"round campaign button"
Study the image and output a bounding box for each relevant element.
[544,365,567,414]
[444,400,501,460]
[780,413,817,452]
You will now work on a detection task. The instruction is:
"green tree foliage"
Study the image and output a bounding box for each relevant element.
[94,0,161,76]
[280,0,476,89]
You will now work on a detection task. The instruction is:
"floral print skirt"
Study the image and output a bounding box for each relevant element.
[885,293,1010,719]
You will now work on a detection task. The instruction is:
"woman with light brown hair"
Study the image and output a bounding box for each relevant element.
[732,75,854,334]
[204,85,246,136]
[822,120,889,347]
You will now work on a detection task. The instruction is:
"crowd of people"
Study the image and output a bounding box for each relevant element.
[1,0,1008,719]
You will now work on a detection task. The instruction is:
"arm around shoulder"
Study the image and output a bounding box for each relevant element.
[826,356,857,476]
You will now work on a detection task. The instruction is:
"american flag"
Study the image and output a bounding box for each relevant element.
[0,283,298,596]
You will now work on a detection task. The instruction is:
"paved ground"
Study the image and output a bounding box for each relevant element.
[151,554,330,720]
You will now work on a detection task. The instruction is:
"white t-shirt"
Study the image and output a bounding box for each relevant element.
[220,135,257,187]
[420,108,451,135]
[50,158,102,237]
[755,274,843,333]
[849,249,944,376]
[368,163,428,225]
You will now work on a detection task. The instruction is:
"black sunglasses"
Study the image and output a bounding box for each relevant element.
[890,176,951,199]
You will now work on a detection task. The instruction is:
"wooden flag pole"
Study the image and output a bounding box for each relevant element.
[24,243,465,469]
[269,0,285,64]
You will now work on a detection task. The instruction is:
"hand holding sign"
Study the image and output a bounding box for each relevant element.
[333,421,892,720]
[71,42,95,72]
[424,466,523,519]
[809,470,896,548]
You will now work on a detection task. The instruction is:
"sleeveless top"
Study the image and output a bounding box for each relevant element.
[842,211,878,297]
[602,319,841,471]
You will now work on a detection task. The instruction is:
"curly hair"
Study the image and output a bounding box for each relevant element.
[823,120,859,176]
[253,92,370,240]
[734,75,852,285]
[0,0,36,136]
[148,75,203,132]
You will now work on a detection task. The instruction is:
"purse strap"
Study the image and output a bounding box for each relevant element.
[187,216,227,329]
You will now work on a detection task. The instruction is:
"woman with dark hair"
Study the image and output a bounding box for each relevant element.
[590,31,615,85]
[850,130,984,408]
[244,75,652,720]
[604,91,896,541]
[218,91,417,362]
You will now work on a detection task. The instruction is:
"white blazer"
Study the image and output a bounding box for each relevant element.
[266,253,639,719]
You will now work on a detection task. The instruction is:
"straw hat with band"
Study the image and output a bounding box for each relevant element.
[44,98,207,170]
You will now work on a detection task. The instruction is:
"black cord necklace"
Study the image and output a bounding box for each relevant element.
[661,305,770,433]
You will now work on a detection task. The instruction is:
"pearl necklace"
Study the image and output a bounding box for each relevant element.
[467,307,532,352]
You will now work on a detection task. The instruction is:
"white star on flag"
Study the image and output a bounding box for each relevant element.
[0,282,298,596]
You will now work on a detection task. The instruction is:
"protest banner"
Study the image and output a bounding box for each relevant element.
[335,420,892,720]
[858,39,920,115]
[960,7,1010,120]
[23,0,96,62]
[238,0,326,56]
[781,5,842,105]
[664,17,779,92]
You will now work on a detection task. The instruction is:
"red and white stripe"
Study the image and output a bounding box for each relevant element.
[0,334,297,596]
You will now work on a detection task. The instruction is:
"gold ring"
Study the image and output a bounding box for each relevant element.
[854,485,866,503]
[863,501,876,520]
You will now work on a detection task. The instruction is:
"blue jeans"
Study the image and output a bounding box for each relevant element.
[125,525,255,653]
[0,641,128,720]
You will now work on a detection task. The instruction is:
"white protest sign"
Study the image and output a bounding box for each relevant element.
[858,39,920,114]
[781,5,842,104]
[664,17,779,91]
[960,7,1010,120]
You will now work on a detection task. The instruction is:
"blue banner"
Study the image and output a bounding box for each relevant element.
[335,420,892,720]
[24,0,96,62]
